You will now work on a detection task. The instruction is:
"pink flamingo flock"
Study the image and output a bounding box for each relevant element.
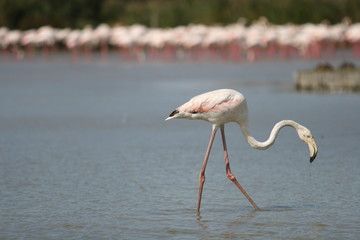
[1,18,360,62]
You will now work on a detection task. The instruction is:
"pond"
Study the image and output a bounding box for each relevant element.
[1,56,359,239]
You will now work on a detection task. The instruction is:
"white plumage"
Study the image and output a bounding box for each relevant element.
[167,89,318,213]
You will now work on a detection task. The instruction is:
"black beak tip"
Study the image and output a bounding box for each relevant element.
[169,109,179,118]
[310,153,317,163]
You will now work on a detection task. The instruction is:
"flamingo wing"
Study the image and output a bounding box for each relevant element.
[179,89,236,114]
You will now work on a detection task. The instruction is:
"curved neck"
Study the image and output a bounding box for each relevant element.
[239,120,301,150]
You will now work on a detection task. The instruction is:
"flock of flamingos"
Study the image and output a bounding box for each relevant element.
[1,18,360,62]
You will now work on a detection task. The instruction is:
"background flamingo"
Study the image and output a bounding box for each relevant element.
[1,19,358,61]
[166,89,318,213]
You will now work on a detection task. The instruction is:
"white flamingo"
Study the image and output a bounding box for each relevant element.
[2,29,23,59]
[21,29,37,58]
[166,89,318,213]
[36,26,56,59]
[64,29,81,61]
[345,23,360,57]
[94,23,111,56]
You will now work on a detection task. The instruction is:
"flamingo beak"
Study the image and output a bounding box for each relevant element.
[165,109,179,121]
[308,137,318,163]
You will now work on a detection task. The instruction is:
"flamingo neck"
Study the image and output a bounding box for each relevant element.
[239,120,301,150]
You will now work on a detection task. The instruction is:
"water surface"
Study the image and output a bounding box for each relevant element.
[1,57,359,239]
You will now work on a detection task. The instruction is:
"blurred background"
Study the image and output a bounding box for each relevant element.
[1,1,360,239]
[0,0,360,62]
[1,0,360,29]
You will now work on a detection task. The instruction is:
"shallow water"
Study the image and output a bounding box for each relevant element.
[1,56,360,239]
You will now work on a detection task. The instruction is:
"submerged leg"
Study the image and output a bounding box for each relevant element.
[197,127,217,214]
[220,127,260,210]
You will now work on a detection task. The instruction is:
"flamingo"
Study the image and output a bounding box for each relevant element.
[166,89,318,213]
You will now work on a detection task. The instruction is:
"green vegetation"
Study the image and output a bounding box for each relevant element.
[0,0,359,29]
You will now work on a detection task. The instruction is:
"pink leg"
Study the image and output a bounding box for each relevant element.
[197,128,217,213]
[220,127,260,210]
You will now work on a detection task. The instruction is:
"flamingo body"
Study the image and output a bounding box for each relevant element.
[166,89,318,213]
[167,89,247,126]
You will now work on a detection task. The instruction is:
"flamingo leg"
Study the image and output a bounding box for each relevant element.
[197,128,217,214]
[220,126,260,210]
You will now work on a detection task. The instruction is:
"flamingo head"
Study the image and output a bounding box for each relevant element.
[297,126,318,163]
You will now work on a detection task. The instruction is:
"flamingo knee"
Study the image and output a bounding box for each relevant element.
[199,173,206,184]
[226,172,237,182]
